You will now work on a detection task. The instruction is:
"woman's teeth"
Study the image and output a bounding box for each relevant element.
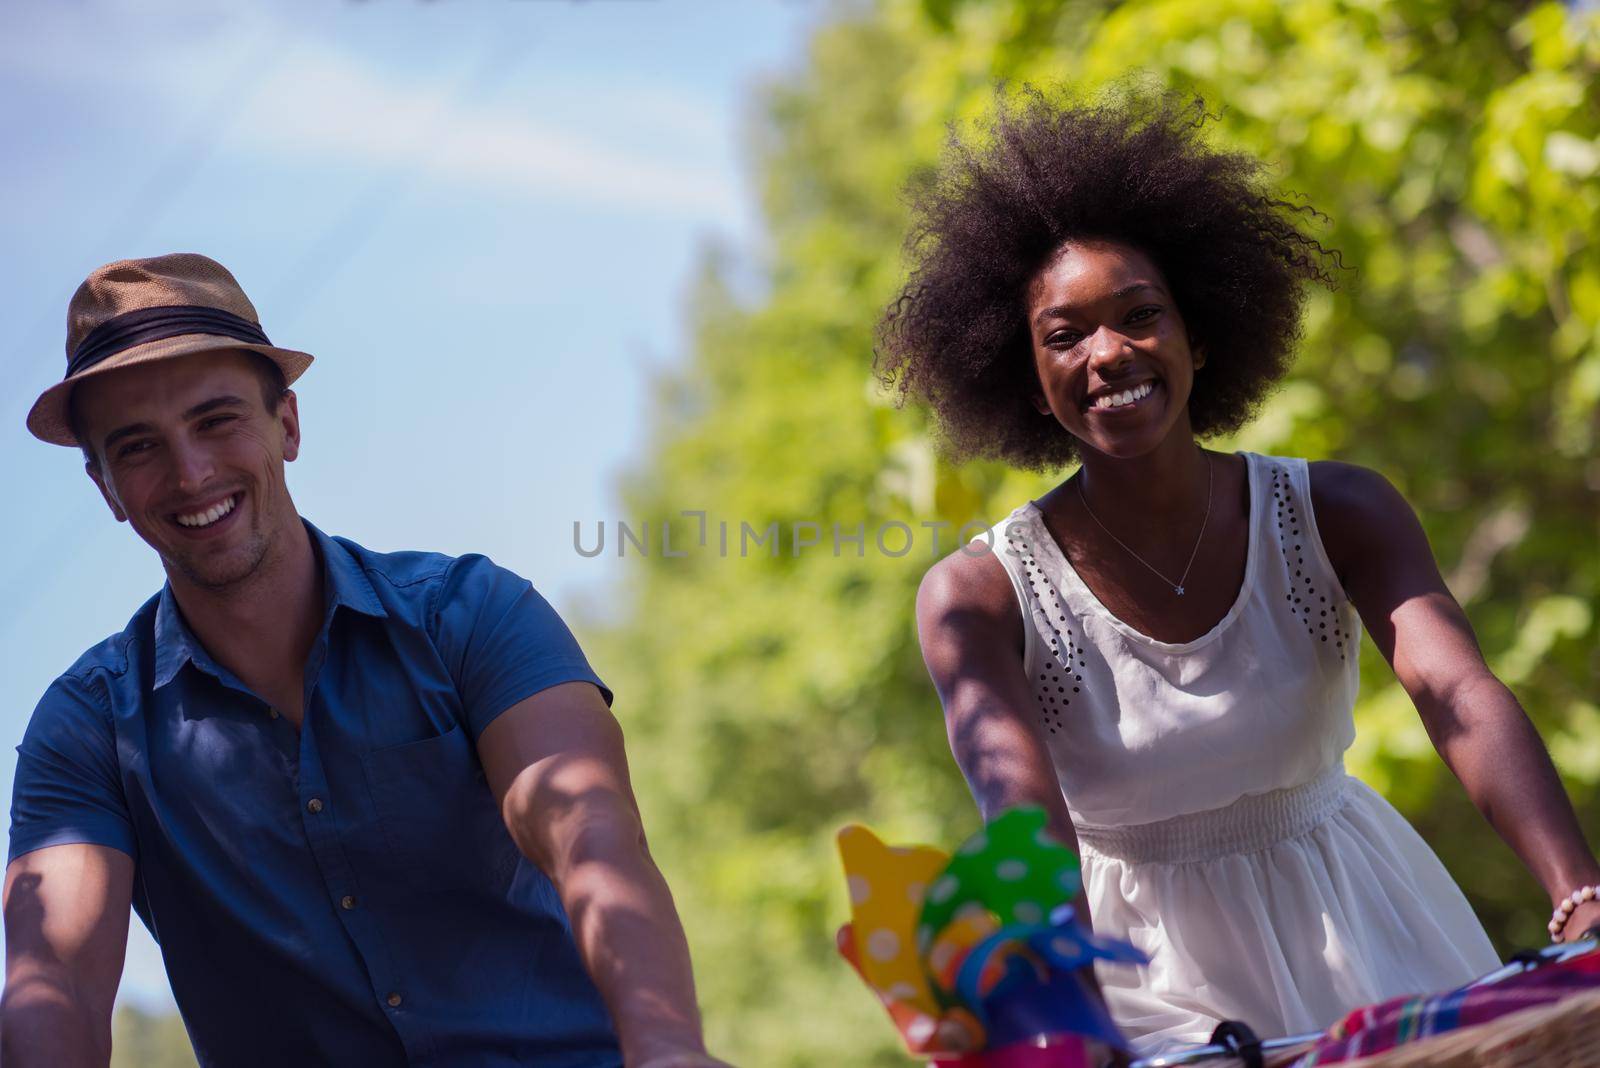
[1091,380,1155,410]
[176,494,238,528]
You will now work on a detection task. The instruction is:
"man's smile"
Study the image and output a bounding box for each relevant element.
[170,490,245,534]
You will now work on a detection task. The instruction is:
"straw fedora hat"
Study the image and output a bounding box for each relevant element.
[27,252,315,447]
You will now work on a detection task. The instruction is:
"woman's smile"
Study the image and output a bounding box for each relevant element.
[1085,378,1160,415]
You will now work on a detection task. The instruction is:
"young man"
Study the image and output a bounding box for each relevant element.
[4,253,723,1068]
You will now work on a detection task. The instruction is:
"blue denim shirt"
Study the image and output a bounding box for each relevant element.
[8,520,623,1067]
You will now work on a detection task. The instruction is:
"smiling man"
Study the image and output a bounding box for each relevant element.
[3,253,723,1068]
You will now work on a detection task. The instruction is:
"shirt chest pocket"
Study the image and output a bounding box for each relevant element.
[360,722,517,895]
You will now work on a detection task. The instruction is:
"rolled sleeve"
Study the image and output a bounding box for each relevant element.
[8,673,136,864]
[430,554,614,741]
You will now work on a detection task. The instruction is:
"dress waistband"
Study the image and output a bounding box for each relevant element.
[1072,763,1351,865]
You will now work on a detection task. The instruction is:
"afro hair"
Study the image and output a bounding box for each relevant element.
[874,76,1348,472]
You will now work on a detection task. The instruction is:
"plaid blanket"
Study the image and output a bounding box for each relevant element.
[1290,946,1600,1065]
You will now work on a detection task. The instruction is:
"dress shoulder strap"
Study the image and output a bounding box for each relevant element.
[971,507,1049,677]
[1252,452,1359,663]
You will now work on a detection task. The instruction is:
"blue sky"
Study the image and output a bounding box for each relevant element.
[0,0,820,1010]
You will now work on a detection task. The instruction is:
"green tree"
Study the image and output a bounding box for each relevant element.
[590,2,1600,1063]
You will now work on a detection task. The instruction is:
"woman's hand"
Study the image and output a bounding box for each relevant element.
[1561,897,1600,944]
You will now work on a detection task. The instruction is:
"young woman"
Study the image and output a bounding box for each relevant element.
[875,82,1600,1055]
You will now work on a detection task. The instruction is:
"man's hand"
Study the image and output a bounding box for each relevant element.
[478,681,719,1067]
[2,843,133,1068]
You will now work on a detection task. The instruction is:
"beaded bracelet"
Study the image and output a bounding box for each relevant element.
[1547,884,1600,943]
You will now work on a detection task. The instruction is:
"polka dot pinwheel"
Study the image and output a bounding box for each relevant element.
[836,806,1149,1063]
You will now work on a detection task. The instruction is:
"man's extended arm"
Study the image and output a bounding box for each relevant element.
[1,843,134,1067]
[478,681,723,1068]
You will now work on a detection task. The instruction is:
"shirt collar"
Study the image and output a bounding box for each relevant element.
[308,518,388,621]
[152,518,387,689]
[152,584,207,689]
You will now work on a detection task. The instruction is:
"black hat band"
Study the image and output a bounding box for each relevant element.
[67,305,271,379]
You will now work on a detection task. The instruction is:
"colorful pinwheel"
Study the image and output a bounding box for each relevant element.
[837,807,1149,1065]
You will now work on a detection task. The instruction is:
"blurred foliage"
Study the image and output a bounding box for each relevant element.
[580,1,1600,1064]
[110,1004,197,1068]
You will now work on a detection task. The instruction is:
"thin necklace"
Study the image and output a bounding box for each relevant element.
[1075,451,1213,596]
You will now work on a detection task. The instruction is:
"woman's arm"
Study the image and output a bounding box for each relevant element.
[915,545,1092,926]
[1310,460,1600,939]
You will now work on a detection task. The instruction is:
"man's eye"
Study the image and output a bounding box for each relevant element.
[117,441,153,458]
[1130,306,1160,322]
[1048,332,1081,347]
[200,415,236,430]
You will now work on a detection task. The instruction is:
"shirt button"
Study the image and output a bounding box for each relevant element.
[268,707,280,719]
[306,798,324,814]
[340,895,357,910]
[386,992,403,1008]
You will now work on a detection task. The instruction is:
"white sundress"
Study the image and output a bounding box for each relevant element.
[976,450,1501,1056]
